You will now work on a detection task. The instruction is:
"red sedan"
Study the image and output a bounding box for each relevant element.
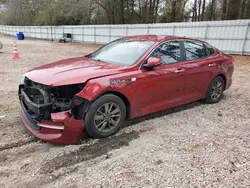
[19,35,234,144]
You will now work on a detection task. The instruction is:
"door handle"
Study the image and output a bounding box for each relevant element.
[175,69,185,73]
[208,63,216,67]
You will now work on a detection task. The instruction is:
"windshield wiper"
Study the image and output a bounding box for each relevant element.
[92,58,102,62]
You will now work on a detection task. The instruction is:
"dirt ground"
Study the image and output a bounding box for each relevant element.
[0,35,249,188]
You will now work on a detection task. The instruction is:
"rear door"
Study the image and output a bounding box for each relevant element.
[182,40,220,100]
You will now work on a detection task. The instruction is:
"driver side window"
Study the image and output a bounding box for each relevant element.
[150,41,181,65]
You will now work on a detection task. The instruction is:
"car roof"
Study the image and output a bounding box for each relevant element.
[122,35,207,44]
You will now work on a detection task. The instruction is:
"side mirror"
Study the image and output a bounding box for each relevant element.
[144,57,163,68]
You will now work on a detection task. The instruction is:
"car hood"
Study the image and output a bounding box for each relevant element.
[25,57,125,86]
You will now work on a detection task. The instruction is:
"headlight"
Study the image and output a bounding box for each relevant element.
[20,75,26,85]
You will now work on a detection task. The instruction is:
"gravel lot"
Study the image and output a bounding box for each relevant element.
[0,35,249,188]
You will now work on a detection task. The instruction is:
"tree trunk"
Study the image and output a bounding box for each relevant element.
[244,0,250,18]
[192,0,197,21]
[145,0,149,23]
[96,0,111,24]
[171,0,177,22]
[152,0,156,23]
[210,0,214,21]
[154,0,160,22]
[138,0,142,23]
[221,0,227,20]
[198,0,202,21]
[111,2,115,24]
[126,0,130,23]
[213,0,216,20]
[239,0,245,19]
[201,0,206,21]
[87,1,93,24]
[226,0,241,19]
[131,0,135,23]
[120,0,125,24]
[149,0,153,23]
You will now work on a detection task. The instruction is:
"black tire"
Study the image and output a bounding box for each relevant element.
[205,76,225,104]
[84,94,126,138]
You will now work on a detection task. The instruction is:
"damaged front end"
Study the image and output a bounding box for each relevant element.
[19,77,88,144]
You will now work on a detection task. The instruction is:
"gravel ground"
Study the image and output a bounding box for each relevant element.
[0,35,249,188]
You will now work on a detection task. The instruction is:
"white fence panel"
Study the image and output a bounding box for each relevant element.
[0,20,250,55]
[95,26,110,43]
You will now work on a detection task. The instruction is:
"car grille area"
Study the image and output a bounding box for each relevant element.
[19,77,85,127]
[19,82,53,122]
[24,87,45,104]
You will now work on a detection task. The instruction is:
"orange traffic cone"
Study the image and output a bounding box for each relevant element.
[13,42,20,59]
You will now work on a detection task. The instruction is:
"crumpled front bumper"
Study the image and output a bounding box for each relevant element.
[20,101,84,145]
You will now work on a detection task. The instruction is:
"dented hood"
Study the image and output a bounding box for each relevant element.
[25,57,125,86]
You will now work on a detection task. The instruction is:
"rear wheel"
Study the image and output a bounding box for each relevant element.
[84,94,126,138]
[205,76,225,104]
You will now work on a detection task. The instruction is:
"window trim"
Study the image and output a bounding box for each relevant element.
[140,40,185,69]
[139,39,217,70]
[87,39,155,66]
[183,40,210,61]
[205,44,216,57]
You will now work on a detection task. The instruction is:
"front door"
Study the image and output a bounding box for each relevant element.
[135,41,187,117]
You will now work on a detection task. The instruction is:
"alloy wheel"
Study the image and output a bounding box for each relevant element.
[94,102,121,133]
[211,80,223,100]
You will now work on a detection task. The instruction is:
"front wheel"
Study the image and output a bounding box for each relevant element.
[205,76,225,104]
[84,94,126,138]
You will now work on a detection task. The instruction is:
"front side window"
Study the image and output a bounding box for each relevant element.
[150,41,181,65]
[88,39,154,66]
[184,41,207,60]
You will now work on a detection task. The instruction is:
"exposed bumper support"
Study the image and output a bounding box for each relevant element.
[20,88,52,120]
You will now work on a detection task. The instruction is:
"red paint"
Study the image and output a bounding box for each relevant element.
[20,110,84,145]
[145,57,163,67]
[21,35,234,144]
[25,57,125,86]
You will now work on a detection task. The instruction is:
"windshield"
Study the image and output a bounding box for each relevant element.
[88,39,155,66]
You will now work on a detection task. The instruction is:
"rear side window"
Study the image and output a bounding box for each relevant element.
[184,41,207,60]
[206,44,215,56]
[150,41,181,65]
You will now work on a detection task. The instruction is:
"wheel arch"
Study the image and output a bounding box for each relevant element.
[76,81,133,120]
[216,74,227,90]
[74,91,131,120]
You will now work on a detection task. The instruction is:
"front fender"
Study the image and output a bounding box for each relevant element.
[75,78,137,119]
[76,82,106,101]
[76,79,128,102]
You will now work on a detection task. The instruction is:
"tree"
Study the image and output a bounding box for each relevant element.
[244,0,250,19]
[201,0,206,21]
[0,0,250,26]
[210,0,215,20]
[221,0,227,20]
[192,0,198,21]
[238,0,245,19]
[192,0,207,21]
[161,0,189,23]
[226,0,241,20]
[198,0,202,21]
